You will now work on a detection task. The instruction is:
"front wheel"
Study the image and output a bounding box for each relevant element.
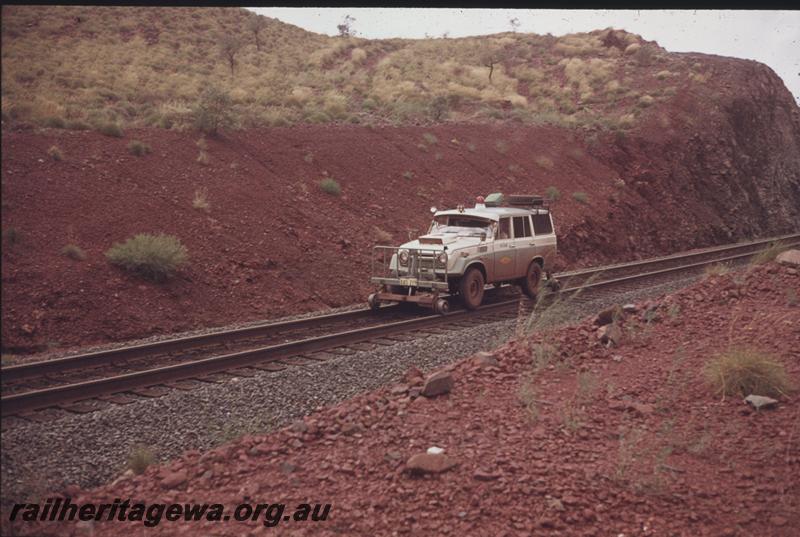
[520,262,543,299]
[459,267,485,310]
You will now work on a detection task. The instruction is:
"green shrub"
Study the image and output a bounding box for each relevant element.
[66,120,90,131]
[402,171,414,180]
[545,186,561,201]
[128,140,151,156]
[319,178,341,196]
[3,228,20,245]
[193,86,233,135]
[97,121,124,138]
[106,233,188,282]
[422,132,438,145]
[495,140,509,154]
[61,244,86,261]
[704,347,791,398]
[43,116,66,128]
[572,191,589,204]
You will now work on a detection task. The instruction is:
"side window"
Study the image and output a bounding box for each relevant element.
[513,216,531,238]
[532,213,553,235]
[498,218,511,239]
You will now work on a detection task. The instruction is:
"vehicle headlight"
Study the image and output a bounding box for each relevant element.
[399,249,409,266]
[437,252,448,266]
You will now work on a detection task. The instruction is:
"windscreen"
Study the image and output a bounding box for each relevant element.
[429,215,493,238]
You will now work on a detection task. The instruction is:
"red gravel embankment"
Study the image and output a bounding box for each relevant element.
[8,261,797,536]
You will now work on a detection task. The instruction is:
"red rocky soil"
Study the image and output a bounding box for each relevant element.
[8,261,798,536]
[3,87,800,354]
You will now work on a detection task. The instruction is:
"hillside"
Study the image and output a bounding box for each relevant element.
[0,5,764,131]
[2,6,800,354]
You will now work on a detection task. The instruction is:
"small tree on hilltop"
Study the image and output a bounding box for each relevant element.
[247,16,267,51]
[337,14,355,37]
[218,34,244,76]
[478,41,504,83]
[194,86,233,135]
[509,17,521,32]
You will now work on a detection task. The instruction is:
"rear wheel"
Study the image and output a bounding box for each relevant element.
[459,267,485,310]
[521,262,543,299]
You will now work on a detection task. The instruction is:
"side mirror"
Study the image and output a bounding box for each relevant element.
[480,232,487,242]
[430,206,437,214]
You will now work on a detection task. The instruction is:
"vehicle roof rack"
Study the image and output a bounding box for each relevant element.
[484,192,548,211]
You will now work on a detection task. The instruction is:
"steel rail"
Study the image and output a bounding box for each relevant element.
[0,301,516,416]
[1,231,797,417]
[0,304,401,382]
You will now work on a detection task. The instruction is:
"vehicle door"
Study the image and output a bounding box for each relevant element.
[493,217,516,281]
[513,215,536,277]
[531,212,557,267]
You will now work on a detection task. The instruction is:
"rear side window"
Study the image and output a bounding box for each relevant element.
[513,216,531,238]
[532,213,553,235]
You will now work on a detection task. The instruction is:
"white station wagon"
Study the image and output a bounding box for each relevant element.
[369,193,557,314]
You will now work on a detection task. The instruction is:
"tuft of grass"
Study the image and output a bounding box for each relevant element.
[517,375,540,422]
[192,187,210,211]
[127,446,155,475]
[535,155,554,170]
[196,150,210,165]
[127,140,151,156]
[572,191,589,204]
[374,226,392,243]
[495,140,509,154]
[319,178,341,196]
[47,145,64,161]
[402,170,414,180]
[466,142,476,152]
[704,347,791,399]
[531,342,558,372]
[545,186,561,201]
[96,121,124,138]
[422,132,438,145]
[303,152,314,164]
[703,263,729,278]
[61,244,86,261]
[749,241,787,266]
[105,233,188,282]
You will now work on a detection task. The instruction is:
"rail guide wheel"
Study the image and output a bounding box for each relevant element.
[368,293,381,311]
[433,298,450,316]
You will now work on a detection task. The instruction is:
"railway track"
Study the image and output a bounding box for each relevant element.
[2,232,797,420]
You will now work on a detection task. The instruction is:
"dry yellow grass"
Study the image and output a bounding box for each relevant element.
[1,7,673,130]
[704,347,791,398]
